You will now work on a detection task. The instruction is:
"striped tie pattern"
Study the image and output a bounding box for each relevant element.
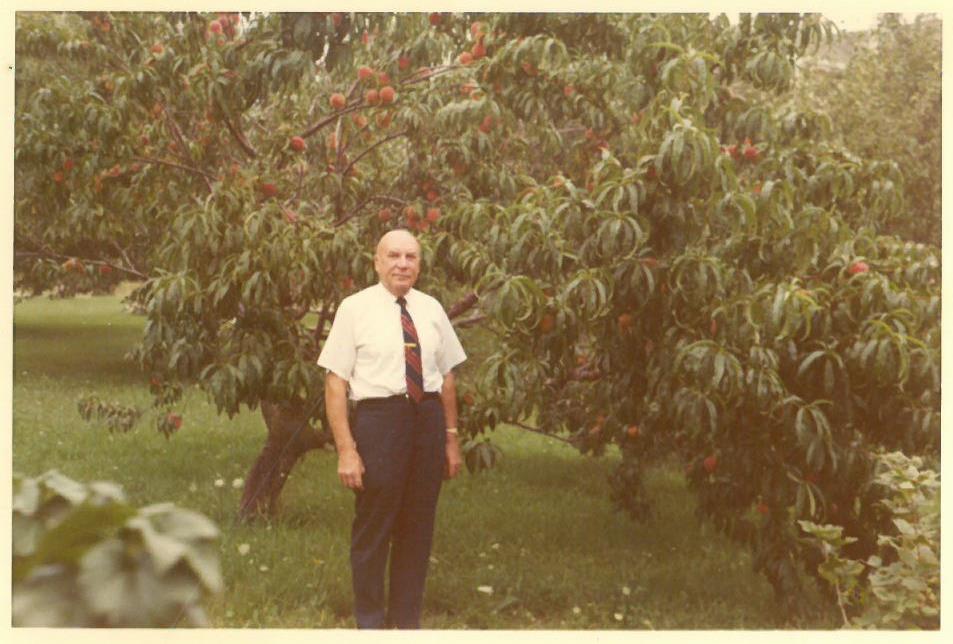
[397,297,424,402]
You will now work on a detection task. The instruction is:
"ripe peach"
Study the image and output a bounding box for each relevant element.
[848,261,870,275]
[459,51,473,66]
[365,88,380,105]
[358,66,374,81]
[330,93,347,110]
[290,136,307,152]
[209,20,223,34]
[426,207,441,223]
[379,86,396,104]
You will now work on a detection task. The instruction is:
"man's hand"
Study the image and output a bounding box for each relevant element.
[325,372,364,490]
[338,446,365,490]
[445,433,463,480]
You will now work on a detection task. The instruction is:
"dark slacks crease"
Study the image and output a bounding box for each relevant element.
[350,396,446,629]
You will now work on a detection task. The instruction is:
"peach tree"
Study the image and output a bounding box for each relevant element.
[15,12,939,611]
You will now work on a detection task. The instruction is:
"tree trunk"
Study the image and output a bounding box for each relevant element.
[238,400,332,522]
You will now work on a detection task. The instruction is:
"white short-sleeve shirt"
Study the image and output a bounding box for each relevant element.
[317,282,467,401]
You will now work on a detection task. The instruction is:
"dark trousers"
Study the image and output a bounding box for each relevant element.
[350,395,446,629]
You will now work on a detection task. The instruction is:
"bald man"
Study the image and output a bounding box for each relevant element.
[318,229,466,629]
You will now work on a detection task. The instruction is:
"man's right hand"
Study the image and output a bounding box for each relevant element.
[337,446,365,491]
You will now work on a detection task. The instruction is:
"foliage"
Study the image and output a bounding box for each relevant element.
[77,393,142,433]
[797,14,942,245]
[799,451,939,629]
[13,469,223,627]
[462,437,504,474]
[14,11,940,612]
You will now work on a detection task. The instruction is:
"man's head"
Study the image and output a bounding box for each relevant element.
[374,229,421,297]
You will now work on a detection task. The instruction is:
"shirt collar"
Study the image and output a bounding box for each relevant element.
[375,281,416,304]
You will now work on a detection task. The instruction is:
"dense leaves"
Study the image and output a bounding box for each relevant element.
[13,470,222,627]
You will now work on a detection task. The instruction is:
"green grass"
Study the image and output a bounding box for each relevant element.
[12,293,839,629]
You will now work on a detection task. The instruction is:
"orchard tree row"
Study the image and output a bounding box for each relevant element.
[15,12,939,616]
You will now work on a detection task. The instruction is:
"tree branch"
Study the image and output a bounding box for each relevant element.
[453,314,486,329]
[509,421,575,445]
[14,250,148,280]
[132,156,218,182]
[401,65,455,87]
[570,366,603,381]
[111,240,144,277]
[447,291,479,320]
[164,110,214,193]
[342,129,409,179]
[222,111,257,159]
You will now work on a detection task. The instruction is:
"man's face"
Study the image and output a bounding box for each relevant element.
[374,230,421,296]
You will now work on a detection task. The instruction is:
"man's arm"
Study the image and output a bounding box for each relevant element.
[325,371,364,490]
[441,371,463,479]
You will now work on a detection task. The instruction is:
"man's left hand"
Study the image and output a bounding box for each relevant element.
[445,434,463,479]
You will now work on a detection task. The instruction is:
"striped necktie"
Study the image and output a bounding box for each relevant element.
[397,296,424,402]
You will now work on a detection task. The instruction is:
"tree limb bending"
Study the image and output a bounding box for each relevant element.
[14,250,148,280]
[342,130,409,179]
[509,421,575,445]
[223,112,258,159]
[132,156,218,182]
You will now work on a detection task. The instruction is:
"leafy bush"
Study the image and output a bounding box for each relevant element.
[13,470,222,627]
[799,451,939,629]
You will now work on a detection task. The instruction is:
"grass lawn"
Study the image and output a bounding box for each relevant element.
[12,291,839,629]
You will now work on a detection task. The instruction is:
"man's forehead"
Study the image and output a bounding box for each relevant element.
[377,230,420,255]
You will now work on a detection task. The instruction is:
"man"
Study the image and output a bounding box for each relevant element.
[318,229,466,629]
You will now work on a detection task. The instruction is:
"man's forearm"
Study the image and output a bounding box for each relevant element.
[325,373,356,451]
[440,371,459,429]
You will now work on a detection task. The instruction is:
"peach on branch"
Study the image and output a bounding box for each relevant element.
[848,261,870,275]
[358,66,375,82]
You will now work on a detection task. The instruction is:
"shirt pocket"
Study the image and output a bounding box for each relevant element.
[415,315,442,373]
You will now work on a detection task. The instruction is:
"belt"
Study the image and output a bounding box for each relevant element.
[356,392,441,408]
